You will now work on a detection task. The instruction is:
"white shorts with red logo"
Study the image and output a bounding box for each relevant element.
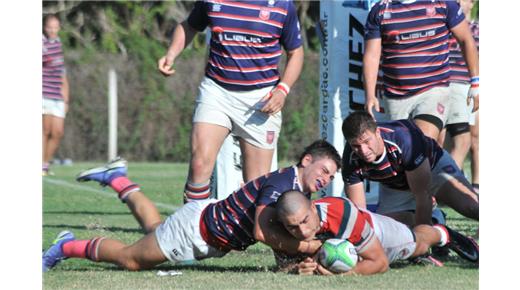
[371,212,416,263]
[192,77,281,149]
[154,199,227,263]
[384,85,449,125]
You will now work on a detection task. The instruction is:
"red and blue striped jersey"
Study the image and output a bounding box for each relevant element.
[342,119,444,191]
[187,0,302,91]
[449,20,479,83]
[201,166,304,251]
[42,35,66,100]
[365,0,465,99]
[315,196,376,253]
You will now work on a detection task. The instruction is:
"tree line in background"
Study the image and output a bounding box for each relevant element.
[43,1,478,162]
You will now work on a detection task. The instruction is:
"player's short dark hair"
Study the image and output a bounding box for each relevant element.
[297,140,341,170]
[342,111,378,142]
[276,190,310,222]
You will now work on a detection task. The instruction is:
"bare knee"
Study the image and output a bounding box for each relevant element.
[190,154,214,179]
[52,127,65,139]
[119,255,153,271]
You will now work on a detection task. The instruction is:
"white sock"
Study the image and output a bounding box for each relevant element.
[433,225,449,247]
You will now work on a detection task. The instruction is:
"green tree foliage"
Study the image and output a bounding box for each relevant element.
[44,1,321,162]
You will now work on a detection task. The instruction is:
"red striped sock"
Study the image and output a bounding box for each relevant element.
[110,176,140,201]
[184,181,211,201]
[62,239,91,259]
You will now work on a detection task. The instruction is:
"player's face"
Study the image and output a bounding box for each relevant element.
[349,129,383,163]
[282,204,320,241]
[300,156,338,193]
[44,18,61,39]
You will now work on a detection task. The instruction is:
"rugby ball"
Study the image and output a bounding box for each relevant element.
[318,239,358,273]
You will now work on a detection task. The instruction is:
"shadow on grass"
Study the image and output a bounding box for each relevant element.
[57,263,276,273]
[391,256,479,270]
[43,224,144,234]
[44,210,171,216]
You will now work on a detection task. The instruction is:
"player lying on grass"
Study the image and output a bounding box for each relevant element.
[42,140,341,272]
[275,191,479,276]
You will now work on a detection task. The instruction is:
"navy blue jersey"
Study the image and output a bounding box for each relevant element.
[342,119,444,190]
[201,166,304,251]
[188,0,302,91]
[365,0,465,99]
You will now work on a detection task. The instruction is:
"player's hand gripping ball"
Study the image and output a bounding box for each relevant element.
[318,239,358,273]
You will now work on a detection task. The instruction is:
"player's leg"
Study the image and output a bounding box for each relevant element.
[186,122,229,201]
[42,114,53,174]
[413,118,441,140]
[185,77,233,202]
[437,127,447,147]
[435,176,478,220]
[77,158,161,233]
[431,153,478,221]
[442,83,472,169]
[95,232,167,270]
[240,141,274,182]
[411,224,447,257]
[43,230,167,271]
[447,130,471,169]
[412,86,450,140]
[44,115,65,166]
[469,111,479,192]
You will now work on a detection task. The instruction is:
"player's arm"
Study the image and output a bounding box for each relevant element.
[303,238,388,276]
[343,238,388,275]
[405,159,433,226]
[362,38,382,117]
[158,20,198,76]
[254,205,321,255]
[450,21,479,111]
[345,182,367,209]
[260,46,303,115]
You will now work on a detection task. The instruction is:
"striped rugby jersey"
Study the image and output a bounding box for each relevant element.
[365,0,465,99]
[188,0,302,91]
[449,20,479,83]
[42,34,66,100]
[342,119,444,191]
[201,165,304,251]
[315,196,376,253]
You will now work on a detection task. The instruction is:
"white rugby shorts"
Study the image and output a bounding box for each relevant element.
[446,82,471,125]
[192,77,282,149]
[154,198,227,263]
[384,86,449,125]
[371,212,416,263]
[376,149,466,214]
[42,98,66,118]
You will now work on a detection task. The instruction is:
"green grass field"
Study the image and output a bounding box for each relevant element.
[43,162,478,289]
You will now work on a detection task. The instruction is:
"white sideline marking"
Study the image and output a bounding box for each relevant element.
[43,178,179,212]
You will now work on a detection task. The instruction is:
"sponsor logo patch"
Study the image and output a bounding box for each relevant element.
[437,103,445,115]
[259,8,270,21]
[266,131,275,144]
